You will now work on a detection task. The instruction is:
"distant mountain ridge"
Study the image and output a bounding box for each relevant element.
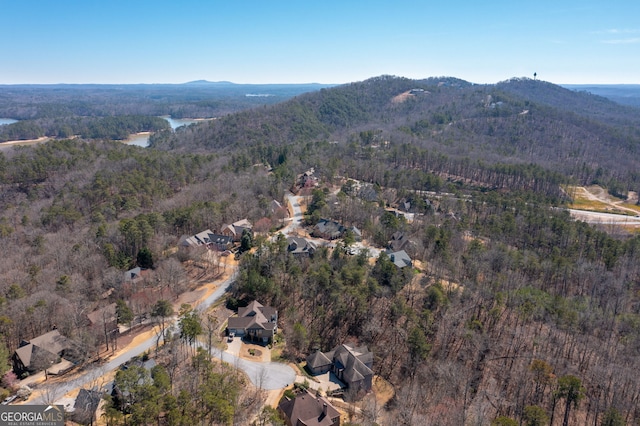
[562,84,640,107]
[184,80,235,85]
[181,79,335,90]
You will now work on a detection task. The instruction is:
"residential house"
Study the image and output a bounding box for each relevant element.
[207,234,234,251]
[287,237,317,258]
[388,231,411,252]
[128,286,174,321]
[306,344,374,399]
[388,250,412,269]
[278,389,341,426]
[305,351,333,375]
[123,267,150,295]
[270,199,283,212]
[87,303,119,341]
[12,330,78,376]
[227,300,278,343]
[124,267,143,284]
[349,226,362,241]
[270,199,289,216]
[312,219,345,240]
[357,183,379,202]
[181,229,234,251]
[221,219,253,242]
[399,199,412,212]
[111,358,157,411]
[72,389,103,425]
[297,168,319,190]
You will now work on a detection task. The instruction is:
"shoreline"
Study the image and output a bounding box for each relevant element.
[0,136,50,147]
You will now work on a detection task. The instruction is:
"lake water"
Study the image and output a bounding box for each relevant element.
[126,117,203,147]
[0,118,18,126]
[162,116,200,130]
[125,133,152,148]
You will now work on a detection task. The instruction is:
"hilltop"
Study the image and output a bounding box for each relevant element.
[153,75,640,197]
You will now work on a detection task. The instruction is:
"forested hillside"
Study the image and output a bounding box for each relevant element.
[0,76,639,424]
[0,115,170,142]
[152,76,640,198]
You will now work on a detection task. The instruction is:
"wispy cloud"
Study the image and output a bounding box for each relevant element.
[594,28,640,35]
[602,38,640,44]
[593,29,640,44]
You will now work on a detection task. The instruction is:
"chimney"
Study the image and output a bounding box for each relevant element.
[323,403,327,416]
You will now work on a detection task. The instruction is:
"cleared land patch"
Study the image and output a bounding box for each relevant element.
[567,185,640,216]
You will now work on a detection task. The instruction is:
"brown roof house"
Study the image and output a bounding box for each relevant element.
[221,219,253,242]
[12,330,79,377]
[278,389,341,426]
[227,300,278,344]
[86,303,119,349]
[306,344,373,400]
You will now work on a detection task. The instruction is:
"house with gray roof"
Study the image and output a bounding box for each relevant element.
[349,226,362,241]
[388,250,412,268]
[306,344,373,400]
[124,267,143,283]
[388,231,412,252]
[227,300,278,343]
[181,229,233,251]
[278,389,341,426]
[312,219,345,240]
[287,237,317,257]
[72,388,103,425]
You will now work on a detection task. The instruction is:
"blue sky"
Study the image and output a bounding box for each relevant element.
[1,0,639,84]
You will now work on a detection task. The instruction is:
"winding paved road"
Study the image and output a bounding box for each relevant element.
[30,191,360,404]
[31,271,294,404]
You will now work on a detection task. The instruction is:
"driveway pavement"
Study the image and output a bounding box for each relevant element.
[297,371,344,392]
[209,346,294,390]
[226,335,242,356]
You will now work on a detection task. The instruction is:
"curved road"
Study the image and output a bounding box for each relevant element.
[30,192,340,404]
[569,208,640,226]
[31,272,294,404]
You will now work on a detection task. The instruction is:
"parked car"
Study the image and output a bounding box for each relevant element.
[1,395,17,405]
[228,332,235,342]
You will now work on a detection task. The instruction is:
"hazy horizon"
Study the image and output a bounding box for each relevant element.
[2,79,640,88]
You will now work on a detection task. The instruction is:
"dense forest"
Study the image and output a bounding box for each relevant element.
[0,76,639,424]
[0,115,171,142]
